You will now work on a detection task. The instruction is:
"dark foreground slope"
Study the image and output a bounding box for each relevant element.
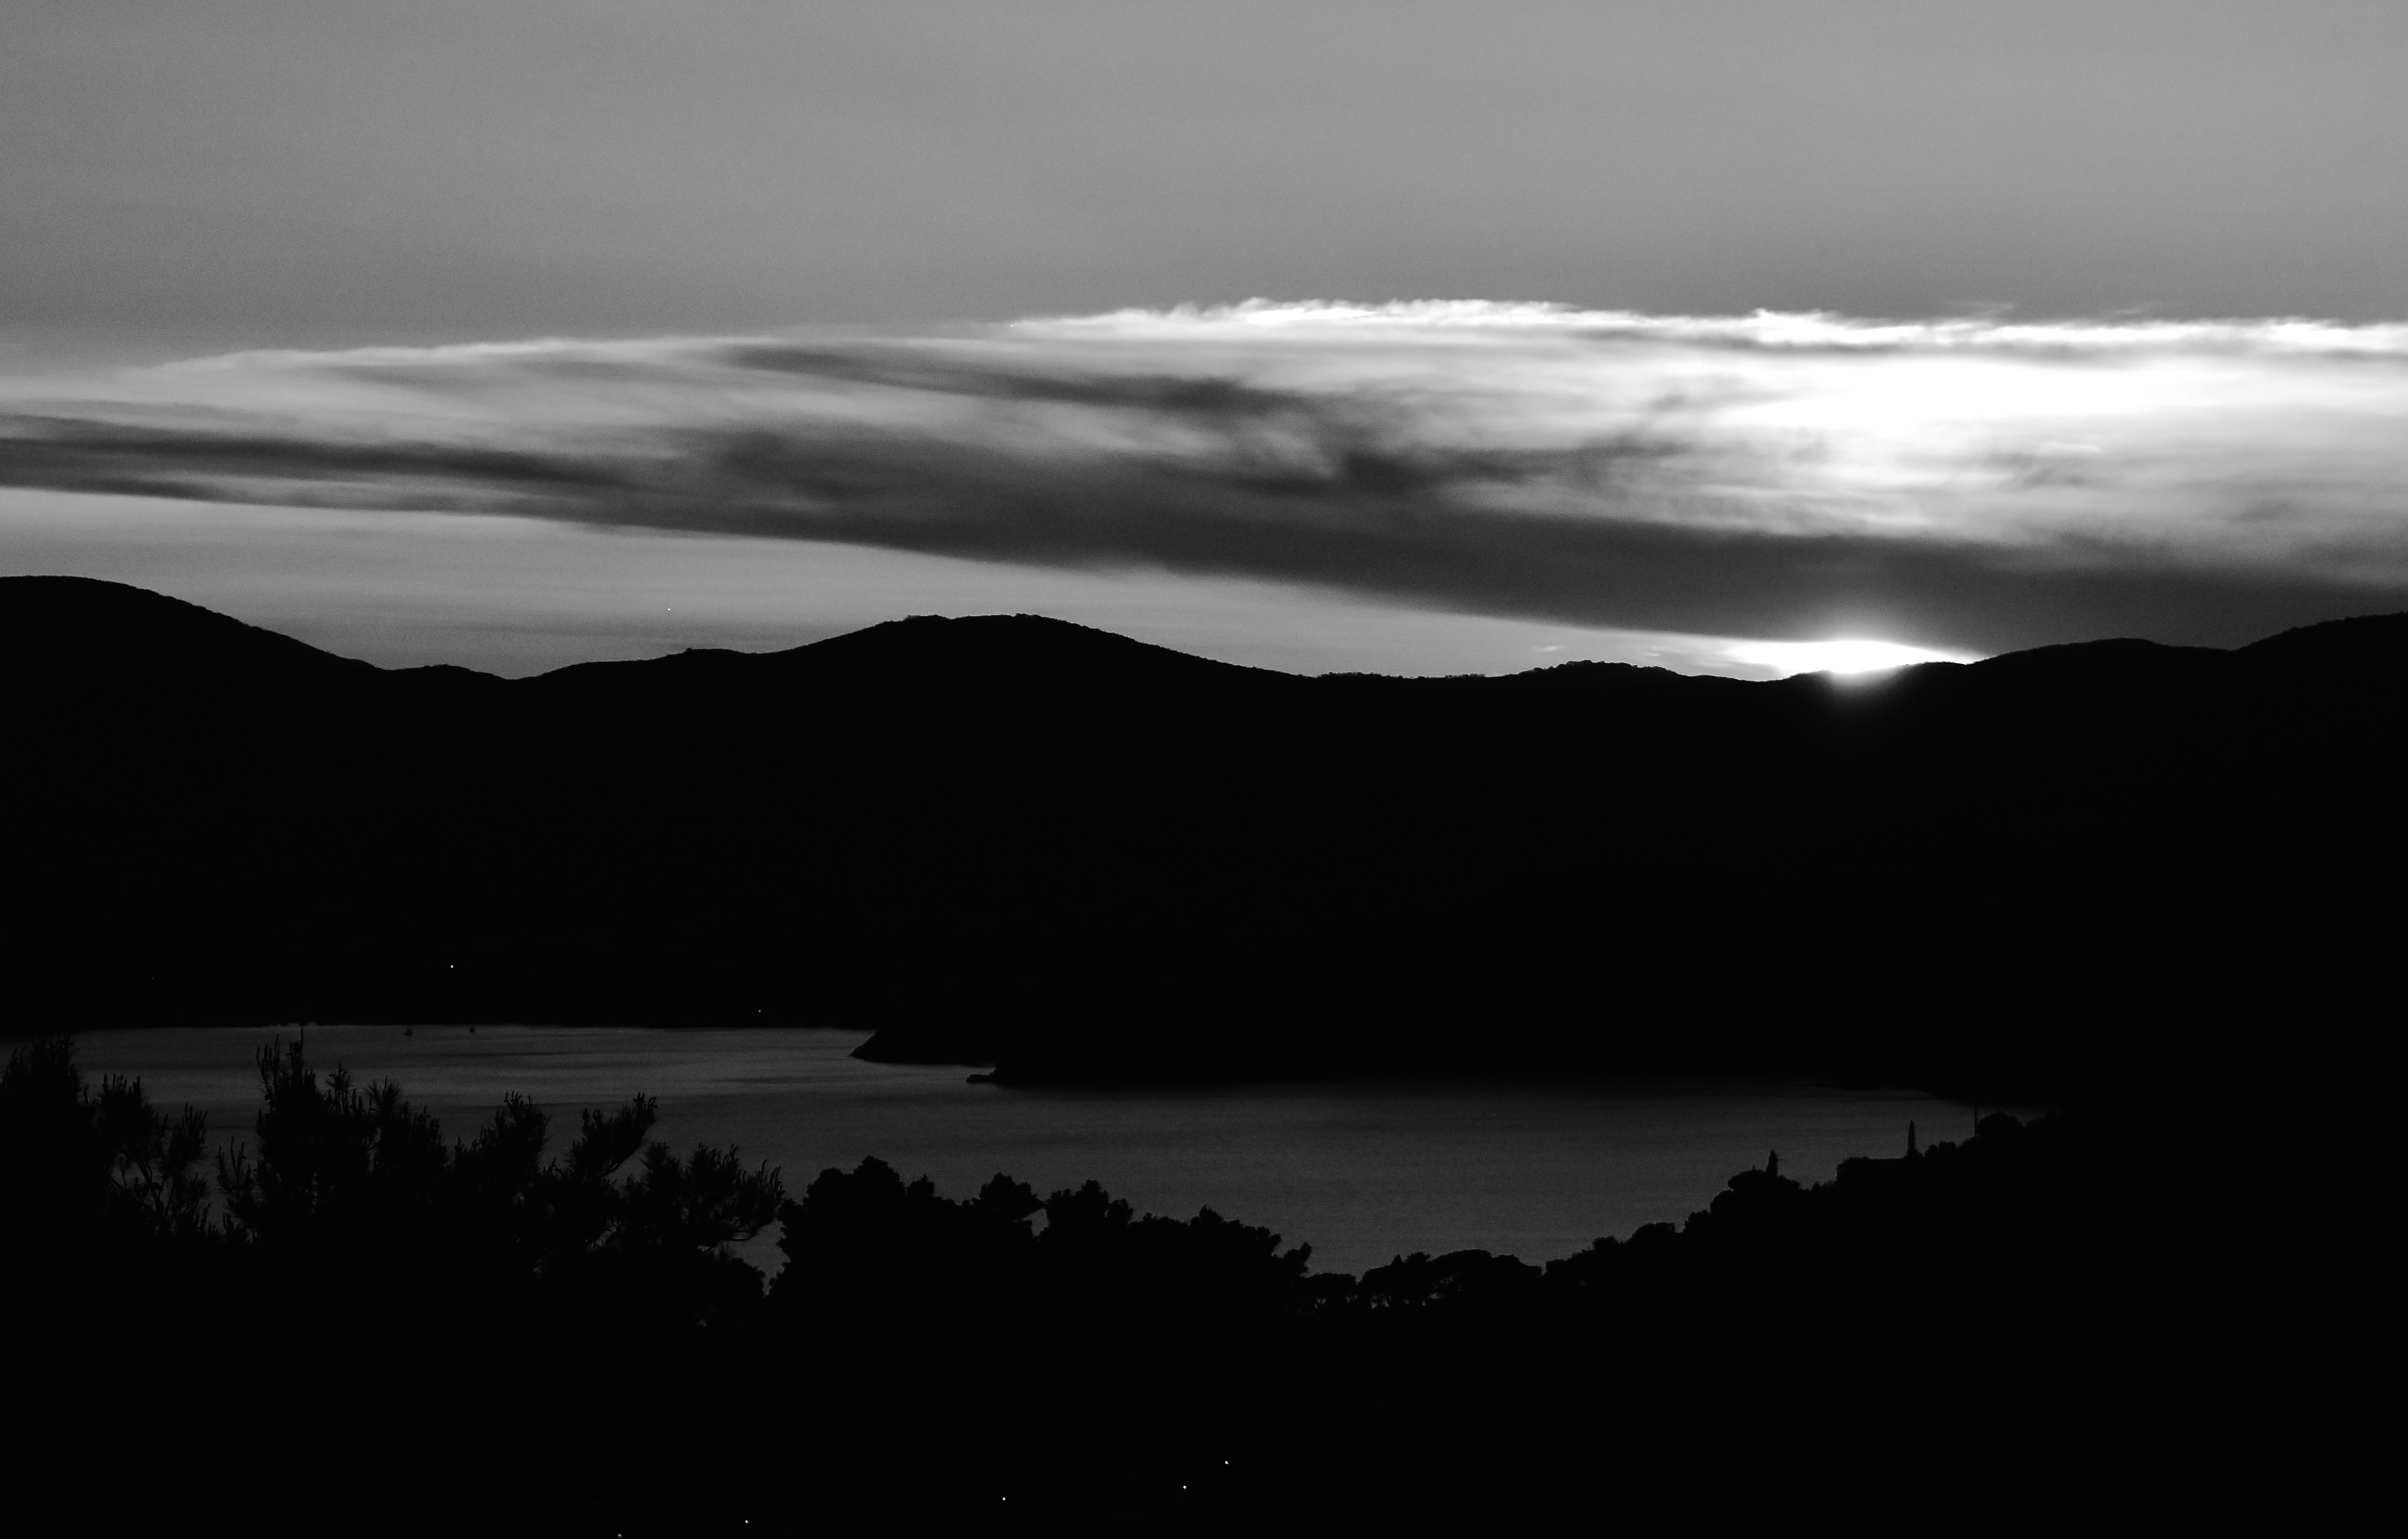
[7,1036,2373,1533]
[8,576,2404,1100]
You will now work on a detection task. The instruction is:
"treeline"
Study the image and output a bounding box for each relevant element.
[1,1036,781,1324]
[0,1038,2354,1532]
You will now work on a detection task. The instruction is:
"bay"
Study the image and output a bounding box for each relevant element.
[68,1024,1991,1275]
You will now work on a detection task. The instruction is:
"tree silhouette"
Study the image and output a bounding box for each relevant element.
[94,1071,211,1241]
[2,1033,2321,1530]
[1,1035,210,1249]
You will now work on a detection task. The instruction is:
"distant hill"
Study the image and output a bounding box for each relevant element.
[5,576,2402,1101]
[0,575,371,699]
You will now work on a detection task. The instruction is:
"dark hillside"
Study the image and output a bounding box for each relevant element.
[2236,609,2408,675]
[6,578,2401,1102]
[0,574,369,699]
[4,1036,2364,1531]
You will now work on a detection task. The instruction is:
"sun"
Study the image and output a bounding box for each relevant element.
[1723,638,1977,677]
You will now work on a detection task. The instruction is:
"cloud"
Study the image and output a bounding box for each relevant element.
[6,302,2408,651]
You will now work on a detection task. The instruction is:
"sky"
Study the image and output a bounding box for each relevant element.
[4,2,2405,677]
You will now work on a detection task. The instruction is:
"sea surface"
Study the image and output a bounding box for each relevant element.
[69,1025,1994,1275]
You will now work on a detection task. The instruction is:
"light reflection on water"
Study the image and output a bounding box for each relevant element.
[70,1024,1988,1276]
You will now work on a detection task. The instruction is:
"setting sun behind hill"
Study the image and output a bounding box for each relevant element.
[1723,638,1978,676]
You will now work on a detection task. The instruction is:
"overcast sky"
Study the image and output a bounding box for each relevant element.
[5,2,2405,675]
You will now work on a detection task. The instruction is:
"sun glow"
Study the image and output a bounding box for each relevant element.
[1723,638,1977,677]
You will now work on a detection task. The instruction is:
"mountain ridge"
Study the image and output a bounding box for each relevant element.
[5,576,2401,1101]
[13,573,2405,698]
[0,574,373,699]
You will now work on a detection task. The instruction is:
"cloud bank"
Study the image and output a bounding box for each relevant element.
[7,302,2408,651]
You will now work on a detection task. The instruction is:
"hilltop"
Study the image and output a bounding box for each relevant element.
[5,577,2403,1100]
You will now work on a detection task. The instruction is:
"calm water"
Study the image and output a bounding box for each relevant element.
[70,1025,1988,1275]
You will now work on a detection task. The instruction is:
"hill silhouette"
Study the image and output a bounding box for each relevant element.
[0,574,372,699]
[6,577,2401,1101]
